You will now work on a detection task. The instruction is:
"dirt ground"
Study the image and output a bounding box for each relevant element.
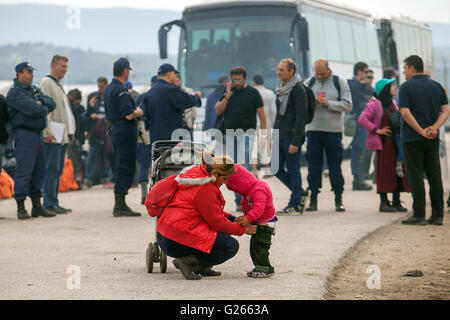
[325,210,450,300]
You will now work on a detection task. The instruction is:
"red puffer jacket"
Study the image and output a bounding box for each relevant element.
[156,165,246,254]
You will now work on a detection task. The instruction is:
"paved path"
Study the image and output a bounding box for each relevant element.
[0,159,412,299]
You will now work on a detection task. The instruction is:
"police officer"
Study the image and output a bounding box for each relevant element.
[104,57,143,217]
[143,64,201,144]
[7,62,56,219]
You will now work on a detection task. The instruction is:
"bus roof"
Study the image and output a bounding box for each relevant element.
[183,0,297,15]
[183,0,374,20]
[298,0,372,19]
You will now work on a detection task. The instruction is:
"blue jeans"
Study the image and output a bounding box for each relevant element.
[224,134,254,205]
[43,143,67,209]
[395,134,404,162]
[157,232,239,268]
[350,125,370,182]
[306,131,344,195]
[86,141,110,183]
[137,143,151,183]
[274,139,304,207]
[13,129,45,200]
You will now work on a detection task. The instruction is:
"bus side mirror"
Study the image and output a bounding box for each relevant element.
[158,20,184,59]
[159,27,168,59]
[298,16,309,51]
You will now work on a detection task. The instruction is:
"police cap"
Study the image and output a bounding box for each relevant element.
[157,63,179,75]
[15,61,36,73]
[114,57,132,70]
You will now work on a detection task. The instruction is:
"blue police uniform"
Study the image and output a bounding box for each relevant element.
[8,78,56,201]
[104,77,138,195]
[143,79,200,144]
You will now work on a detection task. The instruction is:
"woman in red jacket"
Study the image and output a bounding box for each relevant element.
[156,152,257,280]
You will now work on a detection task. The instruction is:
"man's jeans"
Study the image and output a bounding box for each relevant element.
[137,143,151,183]
[306,131,345,195]
[273,139,304,207]
[43,143,67,209]
[224,133,254,206]
[86,141,110,183]
[403,140,443,219]
[157,232,239,268]
[351,126,371,183]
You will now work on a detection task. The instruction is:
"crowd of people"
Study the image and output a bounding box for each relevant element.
[0,53,449,280]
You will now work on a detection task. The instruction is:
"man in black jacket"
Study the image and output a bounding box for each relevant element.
[274,58,309,214]
[67,89,86,187]
[7,62,56,219]
[0,94,9,173]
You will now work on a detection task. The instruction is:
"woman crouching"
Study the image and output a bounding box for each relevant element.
[156,152,257,280]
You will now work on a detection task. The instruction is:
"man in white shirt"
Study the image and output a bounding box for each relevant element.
[251,74,276,177]
[39,54,76,214]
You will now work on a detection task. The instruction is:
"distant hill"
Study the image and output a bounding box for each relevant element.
[0,42,176,85]
[0,4,448,87]
[0,4,181,55]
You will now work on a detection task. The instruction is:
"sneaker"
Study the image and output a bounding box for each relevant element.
[46,207,68,214]
[58,206,72,213]
[276,206,301,216]
[396,163,404,178]
[353,181,373,191]
[401,216,427,225]
[393,203,408,212]
[379,202,397,212]
[82,179,93,189]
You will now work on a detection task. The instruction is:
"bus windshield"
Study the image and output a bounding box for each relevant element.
[180,15,299,91]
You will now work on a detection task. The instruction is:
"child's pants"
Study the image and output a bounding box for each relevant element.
[250,224,275,274]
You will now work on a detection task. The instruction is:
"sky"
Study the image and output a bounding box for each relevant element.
[1,0,450,24]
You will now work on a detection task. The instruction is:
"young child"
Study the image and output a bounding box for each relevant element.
[225,164,277,278]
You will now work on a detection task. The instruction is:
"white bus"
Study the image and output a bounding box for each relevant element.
[159,0,385,91]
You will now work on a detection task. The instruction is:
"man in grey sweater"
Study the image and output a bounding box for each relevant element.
[303,59,352,212]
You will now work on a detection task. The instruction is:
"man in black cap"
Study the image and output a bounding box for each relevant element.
[142,64,201,144]
[7,62,56,219]
[104,57,143,217]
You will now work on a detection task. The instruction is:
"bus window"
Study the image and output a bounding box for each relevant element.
[192,30,211,51]
[303,7,326,64]
[337,18,356,63]
[183,15,299,90]
[367,28,382,67]
[323,11,342,62]
[352,21,370,64]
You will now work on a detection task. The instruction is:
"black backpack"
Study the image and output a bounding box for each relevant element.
[302,84,316,124]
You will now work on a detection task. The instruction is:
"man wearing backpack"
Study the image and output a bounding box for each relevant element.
[273,58,309,214]
[304,59,352,212]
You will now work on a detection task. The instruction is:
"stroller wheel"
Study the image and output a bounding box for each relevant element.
[160,251,167,273]
[146,242,154,273]
[152,242,161,263]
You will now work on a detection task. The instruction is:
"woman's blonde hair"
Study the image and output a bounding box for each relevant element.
[202,151,235,178]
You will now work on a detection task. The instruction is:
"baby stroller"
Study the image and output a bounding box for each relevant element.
[145,140,205,273]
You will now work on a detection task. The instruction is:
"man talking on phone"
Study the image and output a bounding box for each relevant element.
[215,66,266,212]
